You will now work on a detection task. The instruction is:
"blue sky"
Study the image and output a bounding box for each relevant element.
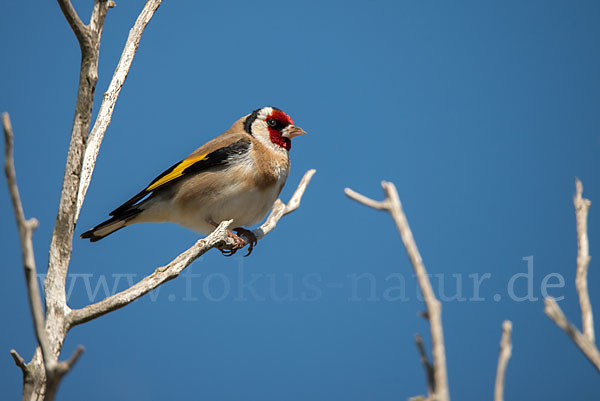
[1,0,600,400]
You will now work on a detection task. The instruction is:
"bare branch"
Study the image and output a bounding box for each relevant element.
[68,220,232,326]
[4,113,85,399]
[254,169,316,240]
[545,298,600,372]
[89,0,115,39]
[10,349,28,372]
[344,187,389,210]
[57,0,89,49]
[543,180,599,374]
[345,181,450,401]
[69,170,315,327]
[3,113,54,371]
[574,179,594,343]
[415,334,435,398]
[494,320,513,401]
[56,346,85,375]
[76,0,162,221]
[46,0,114,330]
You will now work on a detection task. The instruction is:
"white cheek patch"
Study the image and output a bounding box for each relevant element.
[249,107,291,153]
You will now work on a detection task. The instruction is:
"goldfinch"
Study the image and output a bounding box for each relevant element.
[81,106,306,256]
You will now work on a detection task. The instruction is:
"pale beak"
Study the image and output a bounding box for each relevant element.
[282,125,307,139]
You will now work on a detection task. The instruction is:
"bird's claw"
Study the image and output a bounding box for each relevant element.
[233,227,258,257]
[219,228,258,257]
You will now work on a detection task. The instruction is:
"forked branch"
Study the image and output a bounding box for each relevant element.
[76,0,163,221]
[3,113,84,398]
[545,298,600,371]
[345,182,450,401]
[544,179,600,373]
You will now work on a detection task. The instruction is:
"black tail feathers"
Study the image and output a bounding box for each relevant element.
[80,209,140,242]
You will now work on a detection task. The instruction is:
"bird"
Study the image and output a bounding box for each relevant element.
[80,106,306,256]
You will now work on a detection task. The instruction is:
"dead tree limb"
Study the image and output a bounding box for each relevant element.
[544,179,600,373]
[75,0,163,221]
[345,182,450,401]
[3,113,84,401]
[494,320,513,401]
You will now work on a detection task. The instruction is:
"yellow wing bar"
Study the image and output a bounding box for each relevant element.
[146,153,208,191]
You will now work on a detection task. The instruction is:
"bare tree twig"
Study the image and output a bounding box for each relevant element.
[8,2,116,398]
[345,182,450,401]
[545,297,600,372]
[89,0,115,39]
[10,349,28,372]
[68,170,315,327]
[574,179,594,343]
[543,179,599,374]
[75,0,162,221]
[56,0,89,49]
[46,0,113,340]
[4,113,85,399]
[494,320,513,401]
[415,334,435,398]
[3,113,52,368]
[68,220,232,326]
[253,169,316,240]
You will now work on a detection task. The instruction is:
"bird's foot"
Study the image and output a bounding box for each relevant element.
[233,227,258,257]
[219,228,257,257]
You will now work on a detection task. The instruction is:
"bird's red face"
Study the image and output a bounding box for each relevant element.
[244,107,306,151]
[265,110,298,151]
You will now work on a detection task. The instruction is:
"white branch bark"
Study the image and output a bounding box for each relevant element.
[3,113,49,365]
[68,170,316,327]
[574,179,594,343]
[75,0,162,221]
[45,2,113,376]
[3,113,84,400]
[345,182,450,401]
[543,179,600,373]
[545,297,600,371]
[494,320,513,401]
[253,169,316,240]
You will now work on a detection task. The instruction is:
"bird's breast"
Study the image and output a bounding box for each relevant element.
[171,146,289,233]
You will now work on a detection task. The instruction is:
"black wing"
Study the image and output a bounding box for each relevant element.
[109,139,251,217]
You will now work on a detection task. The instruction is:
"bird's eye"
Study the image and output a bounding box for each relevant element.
[267,119,277,127]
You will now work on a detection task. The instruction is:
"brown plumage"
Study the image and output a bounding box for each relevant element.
[80,107,306,256]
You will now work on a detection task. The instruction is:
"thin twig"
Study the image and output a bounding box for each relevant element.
[10,349,28,372]
[75,0,162,221]
[345,182,450,401]
[574,179,594,343]
[494,320,513,401]
[68,220,232,326]
[254,169,316,240]
[415,334,435,398]
[545,297,600,372]
[4,113,85,397]
[56,0,89,49]
[68,170,315,327]
[3,113,53,371]
[543,179,599,373]
[343,187,389,210]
